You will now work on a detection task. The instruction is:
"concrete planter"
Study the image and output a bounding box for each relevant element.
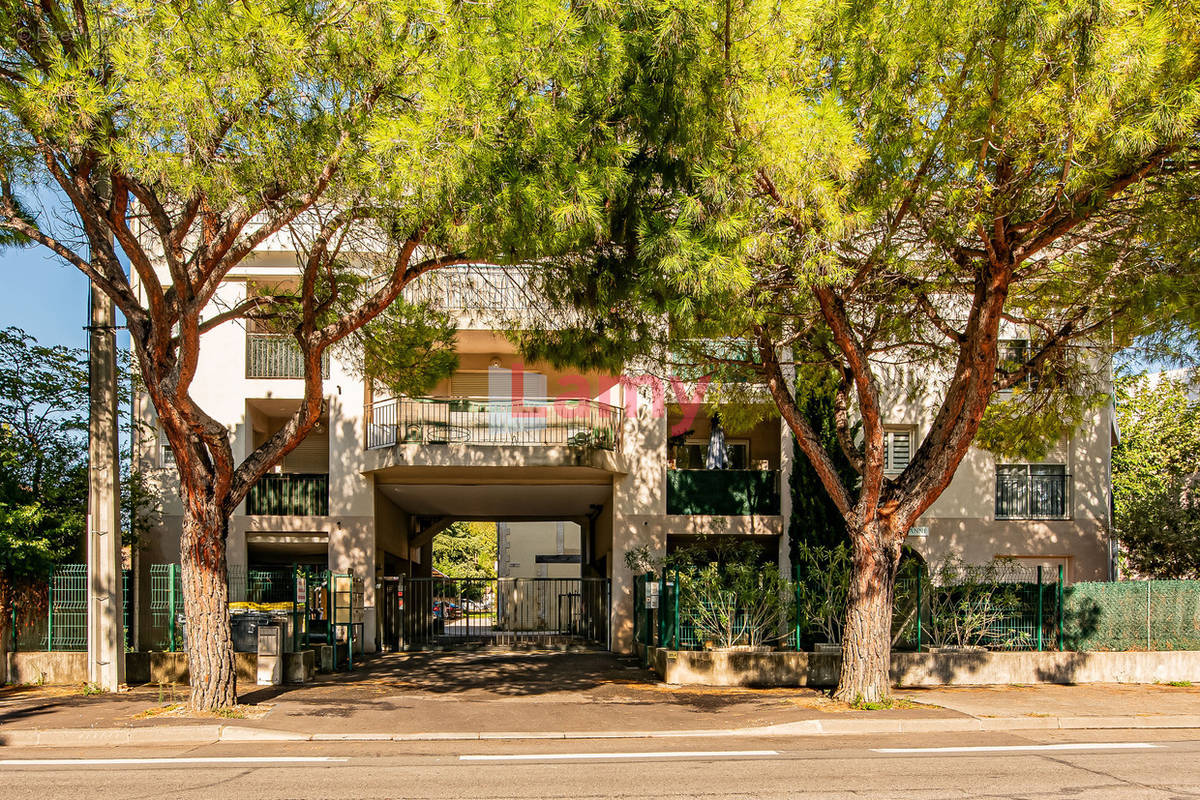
[6,650,318,687]
[651,647,1200,688]
[927,646,988,653]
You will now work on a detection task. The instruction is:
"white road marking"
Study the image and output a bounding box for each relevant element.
[873,743,1163,754]
[460,750,778,762]
[0,756,348,766]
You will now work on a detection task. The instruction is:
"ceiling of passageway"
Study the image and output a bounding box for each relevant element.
[377,483,610,518]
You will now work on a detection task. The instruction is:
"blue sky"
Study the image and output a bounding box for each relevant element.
[0,187,129,352]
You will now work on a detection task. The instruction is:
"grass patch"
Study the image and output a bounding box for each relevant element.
[849,696,922,711]
[134,703,185,719]
[133,702,268,721]
[1166,680,1193,688]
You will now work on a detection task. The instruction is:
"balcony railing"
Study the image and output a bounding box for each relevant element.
[666,469,780,516]
[403,266,536,313]
[246,333,330,379]
[364,396,622,451]
[995,472,1072,520]
[246,473,329,516]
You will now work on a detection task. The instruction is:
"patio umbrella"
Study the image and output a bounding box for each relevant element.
[706,413,729,470]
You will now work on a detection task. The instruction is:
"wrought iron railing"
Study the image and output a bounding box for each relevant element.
[402,265,536,313]
[245,333,330,379]
[246,472,330,516]
[364,396,622,451]
[995,471,1071,520]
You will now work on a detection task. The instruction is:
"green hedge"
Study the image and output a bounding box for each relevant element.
[1061,580,1200,651]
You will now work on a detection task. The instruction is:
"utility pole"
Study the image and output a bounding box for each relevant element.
[87,274,124,690]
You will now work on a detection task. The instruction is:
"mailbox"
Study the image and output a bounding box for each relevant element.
[257,624,282,686]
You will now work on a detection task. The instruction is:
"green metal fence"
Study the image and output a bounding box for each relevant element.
[9,565,132,652]
[9,563,351,661]
[147,563,183,651]
[891,565,1065,653]
[635,563,1071,654]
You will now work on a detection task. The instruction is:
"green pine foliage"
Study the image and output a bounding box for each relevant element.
[432,522,498,594]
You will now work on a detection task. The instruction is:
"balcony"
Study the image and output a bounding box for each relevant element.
[246,473,329,516]
[246,334,330,379]
[666,469,780,516]
[364,397,622,451]
[403,266,535,313]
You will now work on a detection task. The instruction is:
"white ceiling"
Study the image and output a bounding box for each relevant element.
[377,483,610,518]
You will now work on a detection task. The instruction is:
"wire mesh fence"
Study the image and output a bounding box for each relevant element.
[1061,580,1200,651]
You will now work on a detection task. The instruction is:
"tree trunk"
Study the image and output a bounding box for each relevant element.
[0,597,9,686]
[180,501,236,711]
[834,524,900,704]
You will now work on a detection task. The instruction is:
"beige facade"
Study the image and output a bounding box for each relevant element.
[497,522,582,580]
[132,250,1114,655]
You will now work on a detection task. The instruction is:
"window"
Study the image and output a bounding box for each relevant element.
[883,428,913,473]
[159,429,175,467]
[998,338,1037,390]
[669,439,750,470]
[995,464,1070,519]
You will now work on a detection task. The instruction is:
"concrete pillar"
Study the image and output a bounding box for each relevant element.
[777,345,796,579]
[86,283,124,690]
[609,381,667,653]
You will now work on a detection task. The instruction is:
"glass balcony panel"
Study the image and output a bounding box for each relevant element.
[666,469,780,516]
[246,473,330,516]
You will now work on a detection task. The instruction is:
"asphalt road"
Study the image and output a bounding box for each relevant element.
[1,729,1198,799]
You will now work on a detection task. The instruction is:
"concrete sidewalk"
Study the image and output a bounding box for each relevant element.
[2,651,1199,748]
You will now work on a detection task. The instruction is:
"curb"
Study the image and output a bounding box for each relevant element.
[4,715,1200,748]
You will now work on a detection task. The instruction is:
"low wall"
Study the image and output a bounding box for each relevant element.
[5,652,89,685]
[6,650,316,687]
[652,648,1200,688]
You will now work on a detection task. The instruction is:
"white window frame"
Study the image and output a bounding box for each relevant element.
[159,428,175,467]
[679,437,751,470]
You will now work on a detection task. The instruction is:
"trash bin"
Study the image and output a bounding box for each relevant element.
[231,612,271,652]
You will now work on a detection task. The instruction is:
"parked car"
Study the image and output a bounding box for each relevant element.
[433,600,462,620]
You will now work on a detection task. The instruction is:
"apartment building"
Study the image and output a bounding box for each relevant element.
[132,248,1114,654]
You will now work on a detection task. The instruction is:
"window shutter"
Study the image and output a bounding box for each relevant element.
[884,430,911,471]
[890,431,911,470]
[450,371,491,397]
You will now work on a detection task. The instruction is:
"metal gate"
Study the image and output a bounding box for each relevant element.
[382,576,610,650]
